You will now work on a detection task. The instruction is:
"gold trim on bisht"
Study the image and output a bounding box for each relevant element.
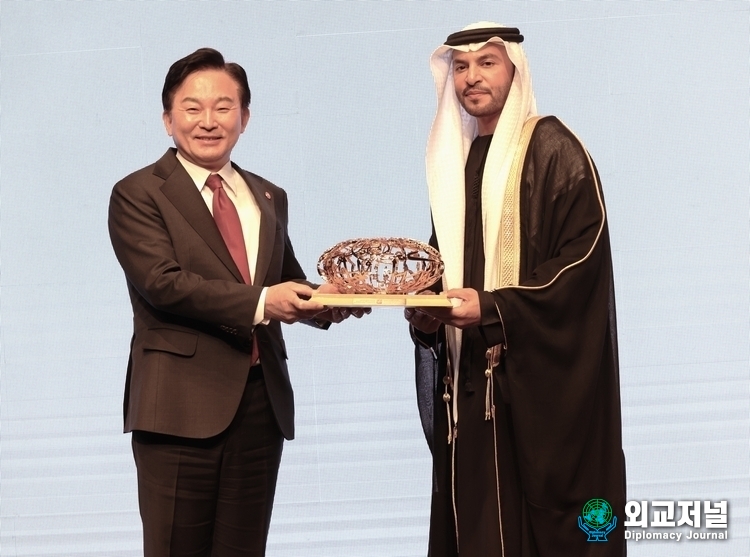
[499,115,543,288]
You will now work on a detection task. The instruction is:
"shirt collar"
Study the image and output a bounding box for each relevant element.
[175,152,237,195]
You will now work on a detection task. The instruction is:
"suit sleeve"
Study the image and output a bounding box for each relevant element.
[108,175,262,338]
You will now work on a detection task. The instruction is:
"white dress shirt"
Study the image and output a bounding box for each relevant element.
[176,152,268,326]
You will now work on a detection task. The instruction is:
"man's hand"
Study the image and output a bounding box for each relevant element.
[404,290,441,333]
[418,288,481,329]
[264,282,327,324]
[314,283,371,323]
[404,306,442,334]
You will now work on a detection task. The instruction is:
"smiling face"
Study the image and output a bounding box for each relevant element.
[452,43,515,135]
[162,69,250,171]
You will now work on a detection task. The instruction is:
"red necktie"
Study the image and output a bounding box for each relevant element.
[205,174,259,364]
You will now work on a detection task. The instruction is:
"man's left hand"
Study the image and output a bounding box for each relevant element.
[315,283,371,323]
[419,288,481,329]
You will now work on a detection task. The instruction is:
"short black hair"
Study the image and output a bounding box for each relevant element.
[161,48,251,112]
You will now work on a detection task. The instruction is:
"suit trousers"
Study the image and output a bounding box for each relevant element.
[132,366,284,557]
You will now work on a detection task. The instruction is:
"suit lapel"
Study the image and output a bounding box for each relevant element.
[236,166,276,287]
[155,149,245,284]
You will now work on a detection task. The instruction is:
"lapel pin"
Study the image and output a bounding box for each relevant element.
[265,192,271,199]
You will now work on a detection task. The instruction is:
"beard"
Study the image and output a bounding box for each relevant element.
[458,84,511,119]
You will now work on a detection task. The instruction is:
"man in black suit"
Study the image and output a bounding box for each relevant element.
[109,47,353,557]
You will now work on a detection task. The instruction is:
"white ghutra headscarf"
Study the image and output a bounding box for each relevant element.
[425,22,537,393]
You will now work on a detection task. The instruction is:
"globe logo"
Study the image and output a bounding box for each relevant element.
[578,498,617,542]
[583,499,612,528]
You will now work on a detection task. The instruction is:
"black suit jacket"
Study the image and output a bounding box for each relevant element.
[109,148,305,440]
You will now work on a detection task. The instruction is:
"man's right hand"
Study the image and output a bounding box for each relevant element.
[265,282,326,324]
[404,307,441,334]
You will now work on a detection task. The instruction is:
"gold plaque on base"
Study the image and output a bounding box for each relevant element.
[311,292,453,308]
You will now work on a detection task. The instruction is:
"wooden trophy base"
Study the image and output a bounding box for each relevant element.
[310,292,453,308]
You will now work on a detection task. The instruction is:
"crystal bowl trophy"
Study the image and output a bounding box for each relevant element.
[312,237,452,307]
